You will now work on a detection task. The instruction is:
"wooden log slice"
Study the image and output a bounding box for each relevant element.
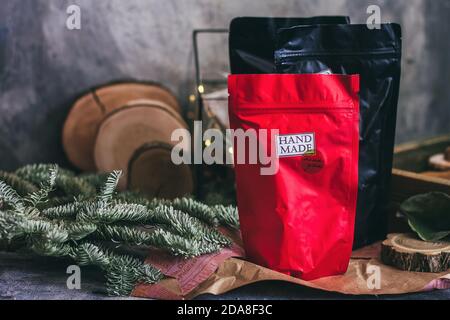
[381,233,450,273]
[94,103,189,190]
[62,92,102,171]
[128,142,193,199]
[94,82,180,114]
[122,98,184,123]
[62,82,180,171]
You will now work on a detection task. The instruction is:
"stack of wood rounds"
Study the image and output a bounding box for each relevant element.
[63,82,193,198]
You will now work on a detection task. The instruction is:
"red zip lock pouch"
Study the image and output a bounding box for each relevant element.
[228,74,359,280]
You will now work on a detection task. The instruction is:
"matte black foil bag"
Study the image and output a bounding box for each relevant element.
[229,16,350,74]
[275,24,402,248]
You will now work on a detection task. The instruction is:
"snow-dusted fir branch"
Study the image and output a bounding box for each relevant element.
[0,164,239,296]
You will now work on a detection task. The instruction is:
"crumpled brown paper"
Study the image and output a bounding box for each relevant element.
[132,235,450,300]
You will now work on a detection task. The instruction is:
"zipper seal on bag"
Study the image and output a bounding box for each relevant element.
[235,103,355,115]
[275,48,400,65]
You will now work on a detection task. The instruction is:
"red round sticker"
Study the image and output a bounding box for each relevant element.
[301,151,324,174]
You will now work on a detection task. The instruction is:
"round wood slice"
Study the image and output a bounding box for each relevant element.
[62,82,181,171]
[94,82,180,114]
[62,92,103,171]
[128,142,193,199]
[121,98,184,123]
[94,103,189,190]
[381,233,450,273]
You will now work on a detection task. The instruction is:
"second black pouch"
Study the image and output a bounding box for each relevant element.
[275,24,402,248]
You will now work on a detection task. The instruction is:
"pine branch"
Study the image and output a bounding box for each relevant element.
[75,201,231,247]
[38,196,79,210]
[98,171,122,205]
[117,196,222,226]
[24,165,57,207]
[95,224,152,245]
[152,205,231,245]
[55,175,96,198]
[0,167,165,297]
[11,217,72,256]
[96,224,222,258]
[213,205,240,230]
[22,206,41,218]
[0,210,23,241]
[15,164,95,198]
[15,164,75,181]
[42,202,83,219]
[0,171,38,196]
[150,228,223,257]
[1,165,237,296]
[69,242,163,296]
[77,203,149,224]
[114,194,240,231]
[106,254,163,296]
[20,219,69,243]
[105,261,143,296]
[62,221,98,240]
[70,242,111,268]
[114,191,152,206]
[31,240,72,257]
[169,198,220,226]
[0,180,25,211]
[78,173,109,190]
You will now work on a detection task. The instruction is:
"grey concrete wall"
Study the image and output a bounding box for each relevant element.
[0,0,449,170]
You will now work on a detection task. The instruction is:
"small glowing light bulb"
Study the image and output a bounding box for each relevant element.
[205,139,211,147]
[189,94,196,102]
[198,85,205,94]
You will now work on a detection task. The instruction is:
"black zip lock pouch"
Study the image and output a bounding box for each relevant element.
[229,16,350,74]
[275,24,402,248]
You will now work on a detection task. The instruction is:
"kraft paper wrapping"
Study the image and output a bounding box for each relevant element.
[132,238,450,300]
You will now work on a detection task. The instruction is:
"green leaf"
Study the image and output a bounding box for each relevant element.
[399,192,450,241]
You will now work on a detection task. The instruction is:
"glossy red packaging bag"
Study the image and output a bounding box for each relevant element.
[228,74,359,280]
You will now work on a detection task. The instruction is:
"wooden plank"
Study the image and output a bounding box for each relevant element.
[393,134,450,172]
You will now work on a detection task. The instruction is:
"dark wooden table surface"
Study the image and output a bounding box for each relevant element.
[1,251,449,300]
